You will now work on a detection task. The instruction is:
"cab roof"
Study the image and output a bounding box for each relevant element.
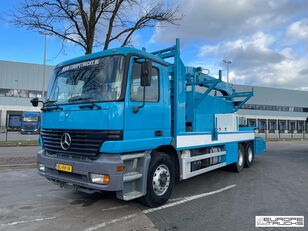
[56,47,168,68]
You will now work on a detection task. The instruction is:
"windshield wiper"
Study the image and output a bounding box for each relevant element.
[45,99,58,105]
[67,96,101,109]
[42,105,63,112]
[79,102,101,110]
[68,96,93,102]
[42,99,63,112]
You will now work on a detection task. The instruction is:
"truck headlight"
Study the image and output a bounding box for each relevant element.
[38,164,45,172]
[90,173,110,185]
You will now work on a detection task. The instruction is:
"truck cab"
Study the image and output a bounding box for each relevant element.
[33,39,265,207]
[20,111,40,134]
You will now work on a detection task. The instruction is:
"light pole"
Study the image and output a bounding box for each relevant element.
[223,60,231,83]
[42,34,47,99]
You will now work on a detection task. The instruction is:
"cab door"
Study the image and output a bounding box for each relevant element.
[124,56,165,150]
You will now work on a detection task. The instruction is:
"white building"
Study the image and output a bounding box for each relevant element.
[0,60,52,130]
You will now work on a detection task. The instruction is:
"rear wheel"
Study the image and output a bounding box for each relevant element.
[230,144,245,172]
[244,142,254,168]
[141,151,175,207]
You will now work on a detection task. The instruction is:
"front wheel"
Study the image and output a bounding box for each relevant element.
[141,151,175,207]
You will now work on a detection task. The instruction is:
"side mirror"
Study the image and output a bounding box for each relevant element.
[31,97,39,107]
[141,60,152,87]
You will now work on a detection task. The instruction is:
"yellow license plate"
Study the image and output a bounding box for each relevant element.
[56,164,73,173]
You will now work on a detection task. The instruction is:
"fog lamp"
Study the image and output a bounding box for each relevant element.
[38,164,45,172]
[90,173,110,185]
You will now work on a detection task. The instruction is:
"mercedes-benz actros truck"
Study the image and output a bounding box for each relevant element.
[31,39,266,207]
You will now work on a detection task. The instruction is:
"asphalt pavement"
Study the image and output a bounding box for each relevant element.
[0,146,39,166]
[0,142,307,231]
[0,132,39,142]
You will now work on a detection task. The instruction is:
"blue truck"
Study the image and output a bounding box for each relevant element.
[20,111,40,134]
[31,39,266,207]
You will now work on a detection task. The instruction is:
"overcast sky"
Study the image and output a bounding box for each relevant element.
[0,0,308,90]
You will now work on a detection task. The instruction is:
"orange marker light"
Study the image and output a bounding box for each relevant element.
[116,165,125,172]
[103,175,110,185]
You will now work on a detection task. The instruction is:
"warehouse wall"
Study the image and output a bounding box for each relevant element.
[0,60,53,129]
[0,60,53,91]
[234,84,308,133]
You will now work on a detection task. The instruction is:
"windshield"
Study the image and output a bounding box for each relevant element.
[47,55,125,104]
[22,116,39,122]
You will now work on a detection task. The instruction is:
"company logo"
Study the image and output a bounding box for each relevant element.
[256,216,304,227]
[60,133,72,150]
[61,59,99,72]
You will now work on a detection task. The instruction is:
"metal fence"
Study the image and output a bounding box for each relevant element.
[256,131,308,140]
[0,129,39,141]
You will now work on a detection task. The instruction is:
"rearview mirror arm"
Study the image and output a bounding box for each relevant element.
[133,86,146,113]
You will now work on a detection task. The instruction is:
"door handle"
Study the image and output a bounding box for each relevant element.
[155,130,163,136]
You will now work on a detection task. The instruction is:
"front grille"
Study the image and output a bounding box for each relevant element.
[41,129,122,157]
[24,124,35,130]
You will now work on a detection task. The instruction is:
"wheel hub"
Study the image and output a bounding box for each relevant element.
[152,164,170,196]
[159,172,167,187]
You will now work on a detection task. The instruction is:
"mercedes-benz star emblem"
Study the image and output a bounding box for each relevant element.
[60,133,71,150]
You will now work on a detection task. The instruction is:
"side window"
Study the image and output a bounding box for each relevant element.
[130,62,159,102]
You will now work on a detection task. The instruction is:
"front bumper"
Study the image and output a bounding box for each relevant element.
[37,150,124,192]
[21,131,40,135]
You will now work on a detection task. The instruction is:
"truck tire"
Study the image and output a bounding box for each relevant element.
[230,144,245,173]
[141,151,175,207]
[244,142,254,168]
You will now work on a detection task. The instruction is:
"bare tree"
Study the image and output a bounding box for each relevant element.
[12,0,179,54]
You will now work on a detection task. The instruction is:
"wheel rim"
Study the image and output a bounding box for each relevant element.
[152,164,170,196]
[238,149,244,167]
[248,147,253,162]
